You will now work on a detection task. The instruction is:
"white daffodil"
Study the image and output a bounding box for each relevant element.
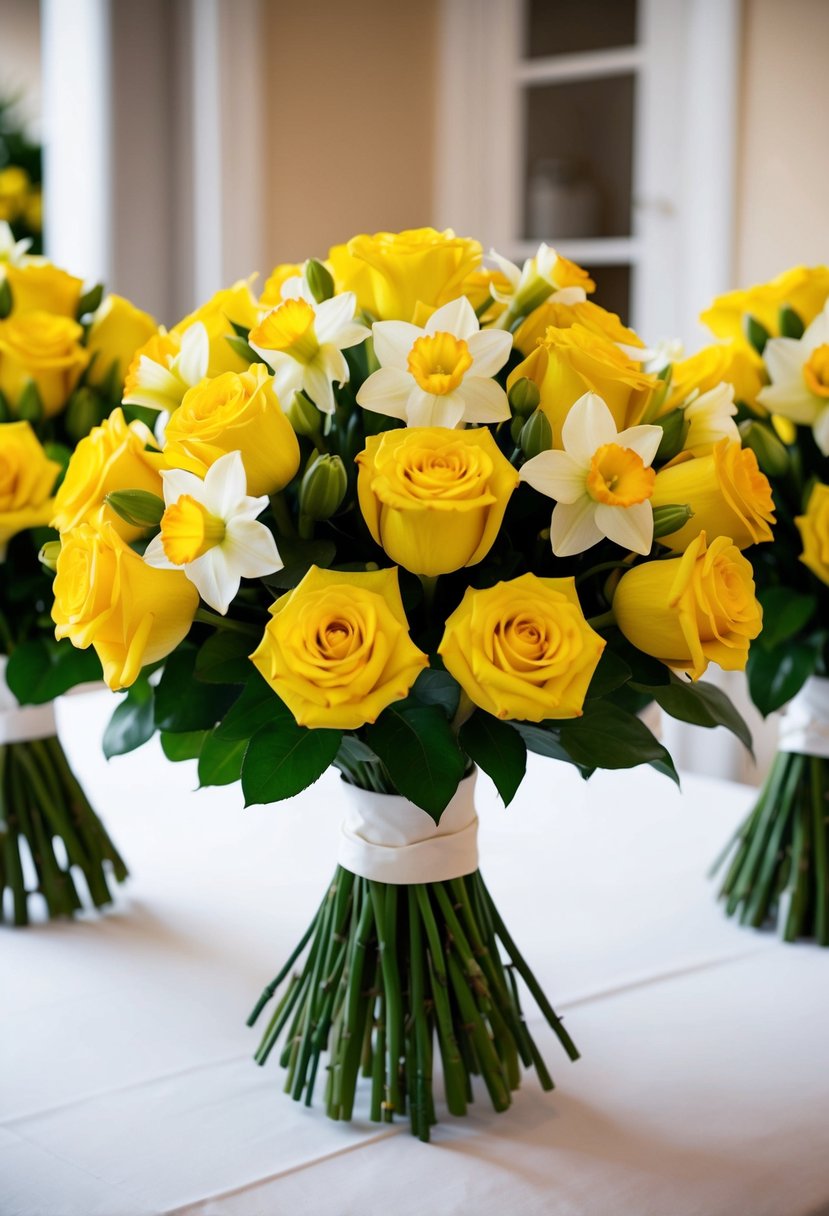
[248,292,369,415]
[521,391,663,557]
[143,450,282,614]
[488,242,593,327]
[122,321,209,414]
[356,295,512,428]
[0,220,33,266]
[682,381,739,455]
[757,301,829,454]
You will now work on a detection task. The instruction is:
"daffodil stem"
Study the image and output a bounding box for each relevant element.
[298,513,315,541]
[419,575,438,618]
[269,491,297,539]
[587,610,616,631]
[194,608,260,637]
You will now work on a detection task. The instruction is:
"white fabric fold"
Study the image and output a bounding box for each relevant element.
[778,676,829,758]
[336,771,479,883]
[0,655,57,744]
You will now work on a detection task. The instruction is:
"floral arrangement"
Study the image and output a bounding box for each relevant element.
[0,221,156,922]
[49,228,766,1136]
[702,267,829,943]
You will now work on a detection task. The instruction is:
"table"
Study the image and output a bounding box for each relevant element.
[2,691,828,1216]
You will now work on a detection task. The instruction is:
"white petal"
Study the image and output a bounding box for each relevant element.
[561,392,618,463]
[756,381,818,425]
[763,336,809,385]
[800,302,829,354]
[203,450,248,515]
[550,498,603,557]
[814,405,829,456]
[314,293,362,346]
[521,451,586,504]
[319,345,350,388]
[303,360,338,414]
[279,274,310,302]
[142,534,175,569]
[453,377,510,424]
[372,321,423,370]
[176,322,209,385]
[594,501,653,555]
[487,248,521,293]
[333,321,371,350]
[225,517,283,577]
[160,466,205,505]
[187,548,236,615]
[407,389,466,429]
[466,328,513,378]
[426,296,479,340]
[356,368,413,419]
[614,423,663,467]
[122,356,182,408]
[550,286,587,306]
[269,355,304,403]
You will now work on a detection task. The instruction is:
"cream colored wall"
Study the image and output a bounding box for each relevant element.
[0,0,41,133]
[261,0,438,270]
[736,0,829,284]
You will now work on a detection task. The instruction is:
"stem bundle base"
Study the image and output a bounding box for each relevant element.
[249,866,578,1141]
[714,750,829,945]
[0,735,128,926]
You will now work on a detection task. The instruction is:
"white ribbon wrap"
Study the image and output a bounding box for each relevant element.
[0,656,57,745]
[779,676,829,759]
[337,771,479,884]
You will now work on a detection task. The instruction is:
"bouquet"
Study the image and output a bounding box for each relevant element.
[701,267,829,943]
[0,222,156,923]
[50,228,765,1137]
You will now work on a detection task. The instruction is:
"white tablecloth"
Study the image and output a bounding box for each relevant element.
[2,691,828,1216]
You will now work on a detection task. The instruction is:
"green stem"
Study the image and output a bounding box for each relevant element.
[269,490,297,538]
[194,608,260,637]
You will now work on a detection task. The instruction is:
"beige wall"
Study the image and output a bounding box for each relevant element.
[261,0,438,270]
[0,0,41,133]
[736,0,829,284]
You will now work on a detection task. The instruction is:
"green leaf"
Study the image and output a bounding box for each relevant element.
[194,630,255,684]
[198,730,248,786]
[510,721,593,777]
[757,587,816,651]
[632,672,753,753]
[5,638,103,705]
[224,333,259,364]
[213,672,286,740]
[366,706,466,821]
[778,305,805,340]
[336,734,380,765]
[241,721,341,806]
[161,730,208,761]
[77,282,104,317]
[260,538,337,589]
[558,701,678,782]
[154,648,239,732]
[744,313,770,355]
[409,667,460,719]
[460,712,526,806]
[586,648,631,698]
[748,641,819,716]
[102,681,155,759]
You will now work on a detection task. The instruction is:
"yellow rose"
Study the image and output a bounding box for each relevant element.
[85,294,158,390]
[3,260,84,317]
[701,266,829,344]
[52,514,198,690]
[438,573,605,721]
[513,298,644,359]
[356,426,519,577]
[796,482,829,586]
[328,227,483,321]
[664,341,764,411]
[163,363,300,496]
[250,565,428,730]
[260,263,305,308]
[0,311,89,416]
[51,407,164,539]
[508,325,656,446]
[613,532,762,680]
[0,421,61,548]
[651,439,775,551]
[172,279,261,376]
[0,167,29,222]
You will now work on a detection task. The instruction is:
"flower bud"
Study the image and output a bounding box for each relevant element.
[655,407,688,462]
[739,419,790,477]
[285,389,323,440]
[508,376,540,418]
[299,454,347,521]
[652,503,693,539]
[0,275,12,319]
[16,379,43,424]
[0,388,10,423]
[65,387,105,442]
[105,489,165,530]
[39,540,61,572]
[306,258,335,303]
[519,408,552,459]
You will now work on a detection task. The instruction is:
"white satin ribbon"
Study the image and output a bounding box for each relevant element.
[337,771,479,884]
[779,676,829,759]
[0,656,57,745]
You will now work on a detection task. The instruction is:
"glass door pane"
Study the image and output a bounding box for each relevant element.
[525,0,638,58]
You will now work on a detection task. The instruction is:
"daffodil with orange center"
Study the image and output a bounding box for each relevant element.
[521,391,662,556]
